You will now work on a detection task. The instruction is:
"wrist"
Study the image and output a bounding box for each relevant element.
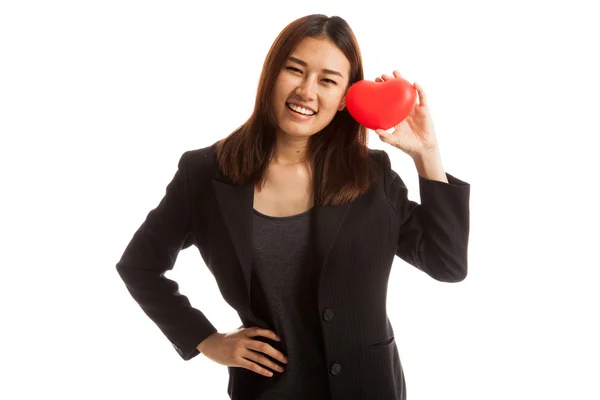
[197,331,221,352]
[411,147,447,183]
[411,145,440,161]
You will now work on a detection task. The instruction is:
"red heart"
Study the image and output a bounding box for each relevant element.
[345,78,417,130]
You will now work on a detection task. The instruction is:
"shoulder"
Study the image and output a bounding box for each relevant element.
[367,147,391,170]
[367,148,405,200]
[178,141,219,175]
[367,147,393,187]
[166,142,221,194]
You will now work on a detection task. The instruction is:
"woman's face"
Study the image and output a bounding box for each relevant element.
[271,37,351,139]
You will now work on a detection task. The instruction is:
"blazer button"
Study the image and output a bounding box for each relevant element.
[323,308,334,322]
[330,363,342,376]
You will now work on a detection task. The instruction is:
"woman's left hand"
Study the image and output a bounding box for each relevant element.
[374,70,439,158]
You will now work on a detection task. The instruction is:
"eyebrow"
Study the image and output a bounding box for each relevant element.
[287,56,344,78]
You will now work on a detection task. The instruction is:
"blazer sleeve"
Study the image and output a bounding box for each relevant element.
[115,151,218,361]
[381,149,471,282]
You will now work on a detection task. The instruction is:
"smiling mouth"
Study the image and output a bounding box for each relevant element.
[286,102,317,116]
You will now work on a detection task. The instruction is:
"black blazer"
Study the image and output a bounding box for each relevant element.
[116,141,470,400]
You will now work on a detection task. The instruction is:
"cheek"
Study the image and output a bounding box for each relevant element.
[331,89,345,105]
[322,93,344,112]
[272,88,286,110]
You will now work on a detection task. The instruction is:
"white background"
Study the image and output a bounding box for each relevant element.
[1,1,599,399]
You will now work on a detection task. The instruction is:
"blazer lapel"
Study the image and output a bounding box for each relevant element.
[212,171,351,315]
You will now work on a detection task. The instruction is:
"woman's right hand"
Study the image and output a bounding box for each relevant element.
[196,326,288,377]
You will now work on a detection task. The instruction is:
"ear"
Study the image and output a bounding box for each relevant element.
[338,96,346,111]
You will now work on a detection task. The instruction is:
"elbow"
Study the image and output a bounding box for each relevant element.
[115,262,123,278]
[440,265,467,283]
[423,252,468,283]
[424,240,468,283]
[115,259,135,283]
[115,260,127,277]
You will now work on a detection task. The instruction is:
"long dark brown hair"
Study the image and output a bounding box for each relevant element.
[215,14,380,207]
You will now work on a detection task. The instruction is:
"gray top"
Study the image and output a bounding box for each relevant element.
[250,206,331,400]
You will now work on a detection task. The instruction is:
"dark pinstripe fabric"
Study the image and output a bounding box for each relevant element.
[116,141,470,400]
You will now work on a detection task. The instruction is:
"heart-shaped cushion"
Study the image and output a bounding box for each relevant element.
[345,78,417,130]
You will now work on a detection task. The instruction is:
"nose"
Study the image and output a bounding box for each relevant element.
[295,77,317,101]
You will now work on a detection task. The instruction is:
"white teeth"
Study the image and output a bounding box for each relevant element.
[287,103,316,116]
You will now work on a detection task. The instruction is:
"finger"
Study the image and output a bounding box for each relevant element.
[374,128,396,145]
[414,82,427,107]
[381,73,394,81]
[375,128,393,136]
[246,327,280,341]
[375,77,382,82]
[246,340,289,365]
[243,348,286,372]
[392,70,402,79]
[238,356,275,377]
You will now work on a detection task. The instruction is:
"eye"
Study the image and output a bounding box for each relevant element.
[286,66,336,85]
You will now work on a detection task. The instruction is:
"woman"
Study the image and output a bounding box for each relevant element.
[116,14,470,400]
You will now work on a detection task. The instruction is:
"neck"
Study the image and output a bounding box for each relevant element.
[270,134,310,166]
